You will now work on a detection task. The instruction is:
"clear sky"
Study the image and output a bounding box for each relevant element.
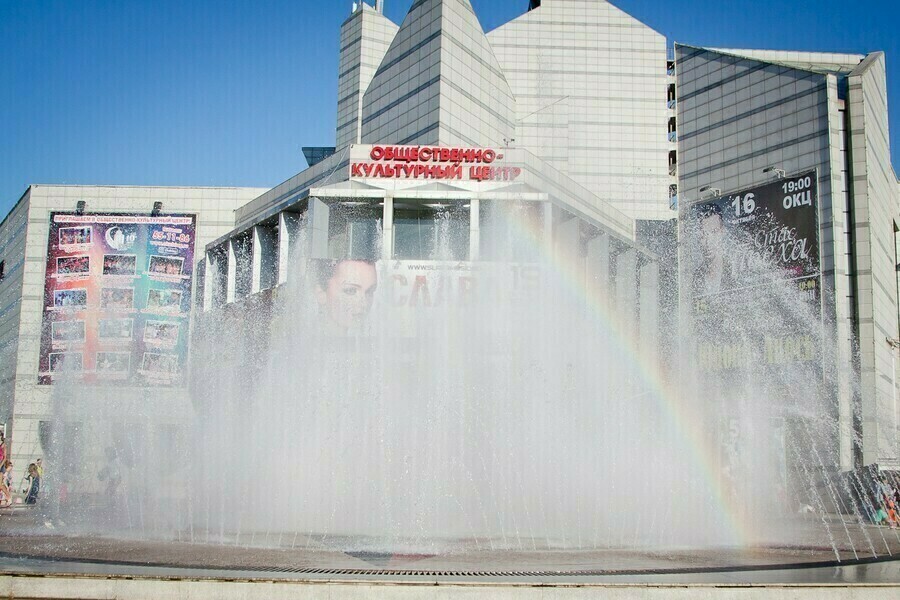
[1,0,898,218]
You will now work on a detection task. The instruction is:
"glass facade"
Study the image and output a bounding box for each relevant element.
[393,202,469,261]
[327,202,382,260]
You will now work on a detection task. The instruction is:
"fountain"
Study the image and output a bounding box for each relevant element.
[9,195,896,576]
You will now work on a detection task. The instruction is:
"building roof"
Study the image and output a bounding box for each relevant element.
[679,44,865,75]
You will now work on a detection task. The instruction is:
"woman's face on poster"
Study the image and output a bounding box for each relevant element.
[316,260,377,330]
[699,211,725,253]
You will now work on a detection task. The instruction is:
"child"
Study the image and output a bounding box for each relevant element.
[23,463,40,505]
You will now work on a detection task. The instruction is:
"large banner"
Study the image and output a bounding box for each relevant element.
[39,212,197,385]
[685,171,821,372]
[299,259,540,337]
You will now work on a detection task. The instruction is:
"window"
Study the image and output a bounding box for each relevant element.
[393,202,470,260]
[0,260,4,281]
[327,202,381,260]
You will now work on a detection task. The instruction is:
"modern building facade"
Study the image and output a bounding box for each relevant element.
[0,185,265,467]
[487,0,673,222]
[198,0,673,383]
[675,45,900,470]
[1,0,898,483]
[331,0,674,222]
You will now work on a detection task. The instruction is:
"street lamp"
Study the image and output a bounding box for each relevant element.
[763,166,786,178]
[699,186,721,198]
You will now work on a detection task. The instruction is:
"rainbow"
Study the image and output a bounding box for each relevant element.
[499,204,751,546]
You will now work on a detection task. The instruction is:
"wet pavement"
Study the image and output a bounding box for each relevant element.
[1,554,898,584]
[1,506,898,584]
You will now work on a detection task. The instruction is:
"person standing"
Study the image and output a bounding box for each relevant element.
[23,463,40,505]
[0,460,12,508]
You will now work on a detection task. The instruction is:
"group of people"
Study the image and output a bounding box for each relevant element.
[0,433,42,508]
[871,474,900,528]
[149,258,182,276]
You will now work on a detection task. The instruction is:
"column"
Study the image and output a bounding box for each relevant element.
[252,224,277,293]
[203,252,215,311]
[639,258,660,369]
[554,211,582,288]
[541,201,553,247]
[615,248,638,334]
[252,228,263,294]
[469,198,480,260]
[585,231,610,302]
[381,195,394,261]
[277,212,291,285]
[226,239,237,304]
[306,197,330,259]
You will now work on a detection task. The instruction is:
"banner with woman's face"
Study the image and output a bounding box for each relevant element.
[685,171,822,374]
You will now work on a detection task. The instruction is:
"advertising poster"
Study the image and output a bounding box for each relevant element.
[685,171,822,373]
[305,259,540,337]
[39,212,196,385]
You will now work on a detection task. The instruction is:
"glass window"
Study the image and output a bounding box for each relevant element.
[393,202,470,260]
[232,234,253,299]
[209,246,228,308]
[327,202,382,260]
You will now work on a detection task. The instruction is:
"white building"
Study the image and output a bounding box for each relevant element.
[674,45,900,471]
[0,0,675,482]
[3,0,897,482]
[0,185,266,468]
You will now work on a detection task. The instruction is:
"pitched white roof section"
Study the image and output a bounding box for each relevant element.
[335,4,399,150]
[360,0,517,148]
[707,47,865,74]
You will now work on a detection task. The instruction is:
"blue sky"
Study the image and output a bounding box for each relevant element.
[1,0,898,218]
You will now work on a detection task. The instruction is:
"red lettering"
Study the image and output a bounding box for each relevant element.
[410,276,431,307]
[364,146,504,176]
[391,274,408,307]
